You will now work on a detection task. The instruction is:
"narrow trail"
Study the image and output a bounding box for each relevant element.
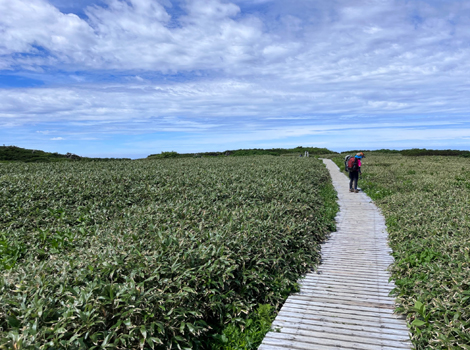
[259,159,412,350]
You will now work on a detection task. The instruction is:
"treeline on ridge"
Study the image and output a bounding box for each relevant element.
[0,146,130,162]
[147,147,336,159]
[149,147,470,160]
[344,148,470,157]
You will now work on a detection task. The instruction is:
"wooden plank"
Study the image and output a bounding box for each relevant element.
[300,275,395,287]
[302,273,394,285]
[299,281,392,295]
[322,258,392,263]
[274,314,409,336]
[279,306,408,326]
[294,289,396,304]
[263,332,408,350]
[300,277,395,289]
[314,266,392,275]
[259,341,347,350]
[276,310,409,331]
[313,267,392,277]
[287,294,397,309]
[286,295,398,313]
[272,325,412,348]
[320,258,393,265]
[283,298,405,319]
[297,285,392,298]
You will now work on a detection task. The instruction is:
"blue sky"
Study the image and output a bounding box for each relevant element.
[1,0,470,158]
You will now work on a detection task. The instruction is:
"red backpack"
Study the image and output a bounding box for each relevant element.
[347,157,359,172]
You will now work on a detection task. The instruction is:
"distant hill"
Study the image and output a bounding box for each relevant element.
[147,147,337,159]
[0,145,70,162]
[0,146,130,162]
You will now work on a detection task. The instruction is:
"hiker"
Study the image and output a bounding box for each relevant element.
[349,152,364,193]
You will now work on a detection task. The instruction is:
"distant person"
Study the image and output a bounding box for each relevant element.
[349,152,364,193]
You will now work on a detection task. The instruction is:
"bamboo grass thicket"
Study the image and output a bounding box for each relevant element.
[0,156,337,349]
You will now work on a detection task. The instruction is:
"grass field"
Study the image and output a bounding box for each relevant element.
[0,156,337,349]
[333,153,470,350]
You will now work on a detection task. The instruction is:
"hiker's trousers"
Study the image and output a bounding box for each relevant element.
[349,171,359,190]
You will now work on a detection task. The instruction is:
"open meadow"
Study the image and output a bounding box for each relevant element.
[333,153,470,350]
[0,156,337,349]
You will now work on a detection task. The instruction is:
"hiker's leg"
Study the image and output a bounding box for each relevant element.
[349,172,354,189]
[353,172,358,190]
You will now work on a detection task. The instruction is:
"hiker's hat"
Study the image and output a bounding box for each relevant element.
[356,152,365,158]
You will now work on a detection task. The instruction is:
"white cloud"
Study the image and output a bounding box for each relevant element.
[0,0,95,57]
[0,72,468,129]
[0,0,271,71]
[50,137,65,140]
[1,0,470,80]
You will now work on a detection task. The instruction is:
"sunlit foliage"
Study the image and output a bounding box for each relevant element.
[0,156,337,349]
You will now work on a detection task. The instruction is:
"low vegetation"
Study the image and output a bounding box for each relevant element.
[333,153,470,349]
[0,156,337,349]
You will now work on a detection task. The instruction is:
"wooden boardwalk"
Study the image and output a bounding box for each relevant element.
[259,159,412,350]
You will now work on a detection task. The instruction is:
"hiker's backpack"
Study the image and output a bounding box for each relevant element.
[347,156,359,172]
[344,155,351,171]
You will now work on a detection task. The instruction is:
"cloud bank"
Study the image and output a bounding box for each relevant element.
[1,0,469,156]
